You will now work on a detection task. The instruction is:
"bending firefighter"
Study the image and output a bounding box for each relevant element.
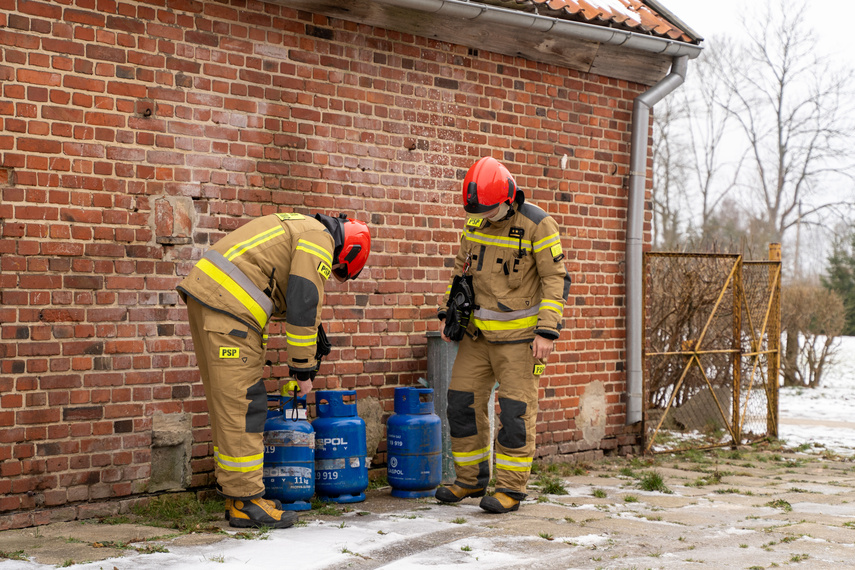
[177,212,370,528]
[436,157,571,513]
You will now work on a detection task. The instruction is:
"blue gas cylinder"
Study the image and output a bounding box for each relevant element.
[313,390,368,503]
[262,383,314,511]
[386,387,442,498]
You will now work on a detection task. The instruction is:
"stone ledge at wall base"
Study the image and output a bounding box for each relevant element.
[0,490,215,532]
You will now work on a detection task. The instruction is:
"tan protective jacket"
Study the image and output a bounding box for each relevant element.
[441,201,571,343]
[177,213,334,372]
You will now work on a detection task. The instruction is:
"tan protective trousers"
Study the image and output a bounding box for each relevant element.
[186,298,268,500]
[447,333,542,499]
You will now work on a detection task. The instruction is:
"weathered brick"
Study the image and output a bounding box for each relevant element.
[62,406,103,422]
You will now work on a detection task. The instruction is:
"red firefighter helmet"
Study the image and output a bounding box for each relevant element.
[333,216,370,280]
[462,157,517,214]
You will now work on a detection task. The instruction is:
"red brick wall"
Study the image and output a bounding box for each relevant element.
[0,0,645,523]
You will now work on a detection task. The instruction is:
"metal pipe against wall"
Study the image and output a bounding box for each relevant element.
[625,55,689,425]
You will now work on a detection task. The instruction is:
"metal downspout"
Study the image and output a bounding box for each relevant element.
[626,55,688,425]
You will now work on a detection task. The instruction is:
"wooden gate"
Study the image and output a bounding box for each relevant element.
[643,245,781,453]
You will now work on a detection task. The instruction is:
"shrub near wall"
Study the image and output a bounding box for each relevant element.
[0,0,643,522]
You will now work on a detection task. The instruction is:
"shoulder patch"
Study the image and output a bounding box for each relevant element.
[516,203,547,225]
[550,244,565,262]
[317,261,331,280]
[276,212,305,221]
[465,217,484,229]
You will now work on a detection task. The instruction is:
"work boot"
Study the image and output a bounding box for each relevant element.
[225,498,281,521]
[227,498,297,529]
[479,492,520,513]
[434,484,486,503]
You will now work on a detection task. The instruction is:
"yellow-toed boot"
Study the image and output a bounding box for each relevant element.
[227,498,297,529]
[434,484,486,503]
[479,492,520,513]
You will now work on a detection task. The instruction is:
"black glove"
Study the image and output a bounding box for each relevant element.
[289,367,317,382]
[315,323,331,360]
[443,274,474,341]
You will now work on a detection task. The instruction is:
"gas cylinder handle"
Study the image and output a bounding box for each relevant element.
[415,388,434,413]
[281,381,302,422]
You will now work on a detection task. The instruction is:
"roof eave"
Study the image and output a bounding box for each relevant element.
[273,0,703,85]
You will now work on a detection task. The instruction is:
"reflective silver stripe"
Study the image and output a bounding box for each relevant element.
[203,250,274,323]
[474,306,540,322]
[452,447,491,466]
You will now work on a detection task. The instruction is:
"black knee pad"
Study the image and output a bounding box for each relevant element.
[447,389,478,438]
[497,397,527,449]
[245,379,267,433]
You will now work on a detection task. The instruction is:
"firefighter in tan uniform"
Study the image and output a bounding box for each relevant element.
[177,212,370,528]
[436,157,571,513]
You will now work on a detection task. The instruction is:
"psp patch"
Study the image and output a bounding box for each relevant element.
[219,347,240,359]
[465,217,484,228]
[533,364,545,376]
[317,261,331,280]
[275,212,305,221]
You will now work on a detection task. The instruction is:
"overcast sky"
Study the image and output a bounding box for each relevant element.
[661,0,854,65]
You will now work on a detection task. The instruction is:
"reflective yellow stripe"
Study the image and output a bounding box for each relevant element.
[495,453,533,472]
[452,446,491,466]
[196,259,269,328]
[533,232,560,253]
[473,315,538,331]
[296,239,333,266]
[539,300,564,314]
[463,229,532,252]
[287,331,317,347]
[223,226,286,261]
[214,447,264,472]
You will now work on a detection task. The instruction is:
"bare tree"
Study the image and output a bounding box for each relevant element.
[651,43,742,250]
[651,98,688,249]
[714,0,855,250]
[683,41,744,241]
[652,0,855,261]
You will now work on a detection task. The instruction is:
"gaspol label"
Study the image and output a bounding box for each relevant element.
[263,466,311,478]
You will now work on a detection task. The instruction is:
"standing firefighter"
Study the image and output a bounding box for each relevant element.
[177,212,370,528]
[436,157,571,513]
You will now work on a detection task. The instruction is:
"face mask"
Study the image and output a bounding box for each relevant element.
[487,202,510,222]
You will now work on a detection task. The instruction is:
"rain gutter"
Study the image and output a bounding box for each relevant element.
[626,55,689,425]
[373,0,703,57]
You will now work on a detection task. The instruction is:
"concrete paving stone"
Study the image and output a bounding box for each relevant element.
[0,521,175,567]
[630,493,698,508]
[779,521,855,543]
[560,475,627,489]
[704,491,778,506]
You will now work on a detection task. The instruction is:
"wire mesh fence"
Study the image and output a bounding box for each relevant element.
[643,248,781,453]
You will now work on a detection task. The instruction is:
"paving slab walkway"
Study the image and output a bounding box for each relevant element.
[1,446,854,570]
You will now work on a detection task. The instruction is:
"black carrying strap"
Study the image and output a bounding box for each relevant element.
[443,273,475,341]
